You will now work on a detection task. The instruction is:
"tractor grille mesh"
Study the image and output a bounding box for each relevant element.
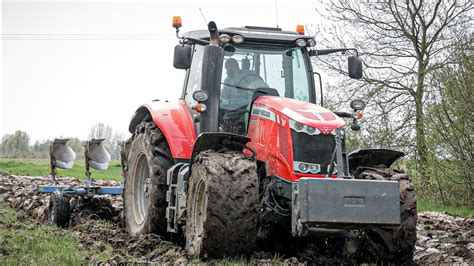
[291,131,336,174]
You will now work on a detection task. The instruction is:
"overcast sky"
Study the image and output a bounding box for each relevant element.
[2,0,325,143]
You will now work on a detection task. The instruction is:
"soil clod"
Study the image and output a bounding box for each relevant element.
[0,173,472,264]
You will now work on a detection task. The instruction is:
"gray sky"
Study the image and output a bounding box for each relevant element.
[2,0,323,143]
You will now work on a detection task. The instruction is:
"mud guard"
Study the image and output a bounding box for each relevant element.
[128,106,151,133]
[348,149,404,172]
[128,101,196,160]
[190,132,254,167]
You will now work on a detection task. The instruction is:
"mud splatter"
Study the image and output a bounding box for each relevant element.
[0,174,472,264]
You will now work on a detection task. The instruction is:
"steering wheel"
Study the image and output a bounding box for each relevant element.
[237,73,265,88]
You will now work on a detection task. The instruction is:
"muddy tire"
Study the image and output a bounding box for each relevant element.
[48,191,71,228]
[354,167,417,264]
[185,150,259,258]
[123,121,173,236]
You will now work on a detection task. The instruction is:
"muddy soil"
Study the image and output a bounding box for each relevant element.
[0,174,472,264]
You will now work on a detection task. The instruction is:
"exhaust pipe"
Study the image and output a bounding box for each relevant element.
[200,21,224,133]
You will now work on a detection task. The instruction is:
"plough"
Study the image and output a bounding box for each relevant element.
[36,138,122,227]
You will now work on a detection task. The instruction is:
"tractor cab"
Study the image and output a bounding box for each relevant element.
[174,21,362,137]
[175,23,317,135]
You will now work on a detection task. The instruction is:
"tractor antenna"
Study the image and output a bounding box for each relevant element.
[199,8,208,25]
[274,0,279,28]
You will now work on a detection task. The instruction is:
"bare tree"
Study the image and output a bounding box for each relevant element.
[109,132,126,160]
[314,0,472,185]
[88,123,113,141]
[67,137,85,159]
[88,123,125,160]
[427,36,473,205]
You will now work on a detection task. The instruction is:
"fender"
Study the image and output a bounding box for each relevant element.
[188,132,255,177]
[128,100,196,160]
[189,132,254,167]
[348,149,404,172]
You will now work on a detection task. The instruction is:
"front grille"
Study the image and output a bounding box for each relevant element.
[291,131,336,174]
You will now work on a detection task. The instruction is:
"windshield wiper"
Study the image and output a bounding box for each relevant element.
[221,82,254,92]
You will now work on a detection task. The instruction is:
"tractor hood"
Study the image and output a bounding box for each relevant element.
[253,96,345,134]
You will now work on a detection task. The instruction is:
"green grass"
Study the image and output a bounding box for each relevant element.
[0,158,122,181]
[0,202,113,264]
[417,198,474,218]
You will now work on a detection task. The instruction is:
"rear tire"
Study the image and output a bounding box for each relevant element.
[353,167,417,264]
[48,191,71,228]
[123,121,173,236]
[185,150,259,258]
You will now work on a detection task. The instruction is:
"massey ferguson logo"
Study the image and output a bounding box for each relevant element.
[322,126,331,134]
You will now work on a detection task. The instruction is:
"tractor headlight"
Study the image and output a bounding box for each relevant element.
[298,162,309,172]
[294,122,304,131]
[219,34,231,43]
[306,126,316,134]
[193,90,209,102]
[294,161,321,174]
[232,35,244,44]
[350,99,366,110]
[309,164,320,174]
[295,39,307,47]
[289,119,320,135]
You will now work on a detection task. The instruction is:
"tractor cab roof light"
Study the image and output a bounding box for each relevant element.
[307,39,316,47]
[296,25,305,35]
[232,35,244,44]
[295,39,307,47]
[172,16,183,39]
[219,34,231,43]
[172,16,182,29]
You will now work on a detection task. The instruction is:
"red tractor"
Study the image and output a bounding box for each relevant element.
[121,19,417,263]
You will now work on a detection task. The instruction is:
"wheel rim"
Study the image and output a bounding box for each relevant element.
[134,153,150,224]
[194,180,207,239]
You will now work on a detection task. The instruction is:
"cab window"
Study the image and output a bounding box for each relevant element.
[184,45,205,106]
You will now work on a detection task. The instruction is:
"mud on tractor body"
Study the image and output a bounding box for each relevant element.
[121,19,417,263]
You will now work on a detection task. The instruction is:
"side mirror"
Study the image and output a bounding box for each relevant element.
[173,44,192,69]
[348,56,363,79]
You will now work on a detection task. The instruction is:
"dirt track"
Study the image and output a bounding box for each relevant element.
[0,174,472,264]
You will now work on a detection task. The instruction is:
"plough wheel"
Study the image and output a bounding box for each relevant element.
[48,191,71,228]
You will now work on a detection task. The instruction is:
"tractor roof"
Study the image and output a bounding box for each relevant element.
[183,26,314,45]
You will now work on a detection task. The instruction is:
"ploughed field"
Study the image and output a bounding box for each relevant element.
[0,173,472,264]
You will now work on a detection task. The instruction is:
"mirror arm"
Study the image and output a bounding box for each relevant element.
[310,48,359,57]
[181,37,210,45]
[312,72,324,106]
[333,111,352,118]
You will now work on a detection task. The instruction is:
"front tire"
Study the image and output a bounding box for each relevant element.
[123,121,173,236]
[185,150,259,258]
[354,167,417,264]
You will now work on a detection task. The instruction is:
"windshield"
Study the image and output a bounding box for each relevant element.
[220,45,312,111]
